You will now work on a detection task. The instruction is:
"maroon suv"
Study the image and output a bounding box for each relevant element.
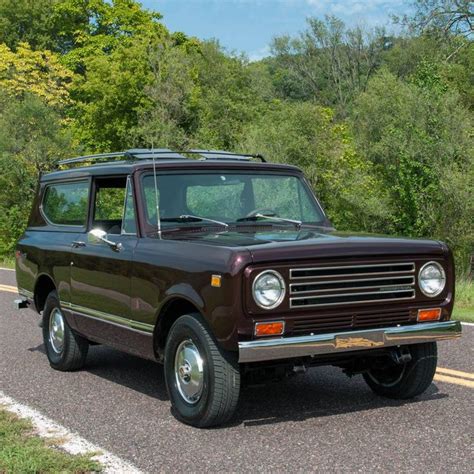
[15,149,462,427]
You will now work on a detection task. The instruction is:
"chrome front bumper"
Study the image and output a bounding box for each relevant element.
[238,320,462,363]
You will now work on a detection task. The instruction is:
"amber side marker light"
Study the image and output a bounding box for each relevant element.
[255,321,285,337]
[418,308,442,322]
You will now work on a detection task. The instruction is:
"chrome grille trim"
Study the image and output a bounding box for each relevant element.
[290,290,415,308]
[290,262,415,280]
[289,276,415,295]
[289,261,416,309]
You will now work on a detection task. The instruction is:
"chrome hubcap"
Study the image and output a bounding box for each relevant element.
[174,339,204,404]
[49,308,65,354]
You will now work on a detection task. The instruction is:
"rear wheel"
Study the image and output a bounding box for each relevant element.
[363,342,437,399]
[42,291,89,371]
[164,314,240,428]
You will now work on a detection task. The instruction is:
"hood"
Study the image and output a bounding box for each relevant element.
[162,226,445,263]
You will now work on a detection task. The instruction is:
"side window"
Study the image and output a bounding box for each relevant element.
[42,181,89,226]
[94,187,125,221]
[92,177,135,235]
[122,177,137,235]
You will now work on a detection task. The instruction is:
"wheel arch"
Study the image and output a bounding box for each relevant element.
[34,273,57,313]
[153,296,202,360]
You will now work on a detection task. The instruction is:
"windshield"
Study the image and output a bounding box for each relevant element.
[141,172,325,230]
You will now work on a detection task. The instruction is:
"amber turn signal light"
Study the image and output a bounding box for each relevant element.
[255,321,285,337]
[417,308,441,322]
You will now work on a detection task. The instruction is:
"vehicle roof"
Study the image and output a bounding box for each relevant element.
[41,159,303,182]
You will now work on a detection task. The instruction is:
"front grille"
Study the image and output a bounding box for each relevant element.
[289,262,416,309]
[291,309,414,335]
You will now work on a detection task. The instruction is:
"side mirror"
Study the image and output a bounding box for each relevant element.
[88,228,122,251]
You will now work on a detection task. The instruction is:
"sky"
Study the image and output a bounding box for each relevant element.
[141,0,412,60]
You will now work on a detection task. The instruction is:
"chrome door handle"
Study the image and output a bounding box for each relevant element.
[71,241,86,248]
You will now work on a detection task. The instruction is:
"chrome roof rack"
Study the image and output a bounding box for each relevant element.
[58,148,266,167]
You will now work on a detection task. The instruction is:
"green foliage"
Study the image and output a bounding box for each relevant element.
[0,91,74,254]
[452,279,474,322]
[271,16,386,113]
[352,68,473,267]
[0,0,61,51]
[134,40,269,150]
[239,101,388,231]
[0,42,74,107]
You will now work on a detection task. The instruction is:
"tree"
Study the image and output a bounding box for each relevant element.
[0,0,61,51]
[192,42,266,149]
[0,91,74,254]
[239,101,388,232]
[0,0,165,54]
[352,68,473,267]
[0,42,74,107]
[131,39,201,148]
[271,16,386,113]
[403,0,473,38]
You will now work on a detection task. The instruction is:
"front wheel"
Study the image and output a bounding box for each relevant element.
[164,314,240,428]
[363,342,437,399]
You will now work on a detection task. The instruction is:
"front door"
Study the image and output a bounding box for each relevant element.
[70,175,138,346]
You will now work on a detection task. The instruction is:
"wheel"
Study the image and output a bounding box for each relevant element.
[363,342,437,399]
[164,313,240,428]
[42,291,89,371]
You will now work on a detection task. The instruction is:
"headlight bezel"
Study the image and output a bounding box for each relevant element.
[252,269,286,310]
[418,261,446,297]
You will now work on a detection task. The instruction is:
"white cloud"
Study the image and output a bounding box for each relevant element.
[248,45,271,62]
[301,0,409,27]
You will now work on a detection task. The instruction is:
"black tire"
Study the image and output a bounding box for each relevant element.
[363,342,437,399]
[164,313,240,428]
[42,291,89,371]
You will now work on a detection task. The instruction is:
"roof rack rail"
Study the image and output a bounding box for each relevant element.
[185,149,266,162]
[57,148,266,167]
[57,149,187,166]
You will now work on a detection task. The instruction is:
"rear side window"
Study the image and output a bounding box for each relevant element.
[42,181,89,226]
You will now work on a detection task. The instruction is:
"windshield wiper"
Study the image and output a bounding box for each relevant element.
[161,215,229,228]
[236,213,302,228]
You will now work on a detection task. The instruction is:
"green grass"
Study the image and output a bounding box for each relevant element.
[452,278,474,323]
[0,255,15,269]
[0,409,102,473]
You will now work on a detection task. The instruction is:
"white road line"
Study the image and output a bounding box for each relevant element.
[461,322,474,327]
[0,391,143,474]
[0,267,15,271]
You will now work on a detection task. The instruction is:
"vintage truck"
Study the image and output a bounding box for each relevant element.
[15,149,461,427]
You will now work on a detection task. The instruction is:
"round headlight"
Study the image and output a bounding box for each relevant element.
[252,270,286,309]
[418,261,446,297]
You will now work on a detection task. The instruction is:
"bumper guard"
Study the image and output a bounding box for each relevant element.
[238,320,462,363]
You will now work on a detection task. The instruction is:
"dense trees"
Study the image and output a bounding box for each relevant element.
[0,0,472,270]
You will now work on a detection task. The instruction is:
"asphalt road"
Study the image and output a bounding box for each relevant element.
[1,267,473,472]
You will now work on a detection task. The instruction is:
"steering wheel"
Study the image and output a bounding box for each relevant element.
[245,208,279,218]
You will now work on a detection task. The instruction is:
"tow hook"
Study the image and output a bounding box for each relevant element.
[14,298,29,310]
[293,364,307,374]
[391,347,412,365]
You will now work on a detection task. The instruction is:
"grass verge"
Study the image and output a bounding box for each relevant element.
[0,255,15,269]
[452,278,474,323]
[0,408,101,473]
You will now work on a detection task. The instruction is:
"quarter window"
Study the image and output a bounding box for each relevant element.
[42,181,89,226]
[122,177,137,234]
